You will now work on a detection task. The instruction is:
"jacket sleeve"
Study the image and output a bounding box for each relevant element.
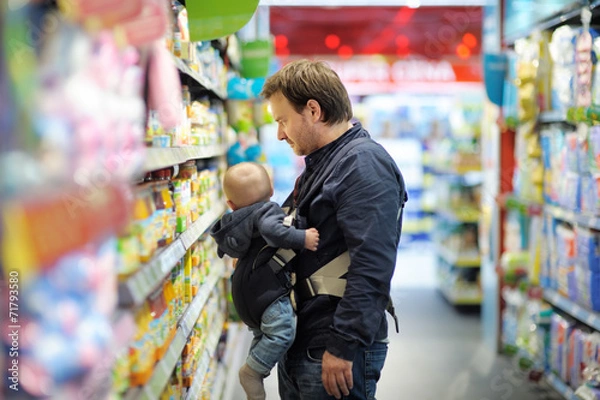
[325,146,402,361]
[256,203,306,250]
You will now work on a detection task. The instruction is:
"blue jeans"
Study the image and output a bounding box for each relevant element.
[247,296,296,376]
[277,341,388,400]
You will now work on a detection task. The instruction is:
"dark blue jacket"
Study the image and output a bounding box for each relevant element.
[286,123,406,361]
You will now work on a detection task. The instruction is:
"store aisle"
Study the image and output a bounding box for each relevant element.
[231,243,562,399]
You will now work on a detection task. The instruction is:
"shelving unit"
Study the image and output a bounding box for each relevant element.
[210,365,227,400]
[118,202,226,307]
[491,4,600,400]
[430,166,482,175]
[503,1,588,45]
[209,324,244,400]
[543,289,600,331]
[501,194,544,216]
[546,373,578,400]
[545,205,600,231]
[184,313,226,400]
[124,259,226,400]
[539,110,570,125]
[439,285,481,305]
[143,145,225,173]
[432,164,482,307]
[575,384,600,399]
[437,208,481,224]
[436,244,480,267]
[172,56,227,100]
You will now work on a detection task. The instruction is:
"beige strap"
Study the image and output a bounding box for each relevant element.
[283,208,296,227]
[302,275,347,298]
[274,248,296,264]
[312,251,350,277]
[295,251,350,300]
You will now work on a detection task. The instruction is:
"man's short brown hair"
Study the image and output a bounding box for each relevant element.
[261,59,353,126]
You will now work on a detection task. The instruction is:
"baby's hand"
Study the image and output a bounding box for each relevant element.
[304,228,320,251]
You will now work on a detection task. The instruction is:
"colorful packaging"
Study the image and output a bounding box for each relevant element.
[549,25,577,112]
[551,313,577,383]
[576,227,600,272]
[590,126,600,173]
[575,265,600,311]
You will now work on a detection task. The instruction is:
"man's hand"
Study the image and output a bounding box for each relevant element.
[304,228,320,251]
[322,351,353,399]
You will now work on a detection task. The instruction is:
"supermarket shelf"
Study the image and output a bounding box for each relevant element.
[436,245,480,267]
[118,202,225,307]
[437,208,481,223]
[545,205,600,231]
[179,260,225,333]
[180,202,225,248]
[122,328,186,400]
[211,323,242,400]
[126,262,225,400]
[575,384,600,399]
[539,110,570,125]
[143,145,225,172]
[500,194,544,216]
[222,327,252,400]
[503,2,585,46]
[3,184,131,269]
[546,372,578,400]
[430,165,482,175]
[543,289,600,331]
[185,315,225,400]
[173,56,227,100]
[210,364,227,400]
[439,286,481,305]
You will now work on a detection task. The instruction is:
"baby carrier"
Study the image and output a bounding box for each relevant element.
[233,137,407,331]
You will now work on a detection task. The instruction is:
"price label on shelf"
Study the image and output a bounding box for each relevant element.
[160,241,185,274]
[544,289,600,331]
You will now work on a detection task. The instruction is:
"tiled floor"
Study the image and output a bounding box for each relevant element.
[230,242,563,399]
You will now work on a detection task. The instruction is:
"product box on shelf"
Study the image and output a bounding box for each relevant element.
[580,173,600,215]
[576,227,600,272]
[549,26,576,114]
[559,172,581,212]
[555,224,577,299]
[574,265,600,312]
[550,313,577,385]
[589,126,600,173]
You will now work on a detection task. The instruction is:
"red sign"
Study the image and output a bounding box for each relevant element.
[283,55,482,95]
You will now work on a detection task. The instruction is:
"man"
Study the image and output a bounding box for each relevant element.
[261,59,406,400]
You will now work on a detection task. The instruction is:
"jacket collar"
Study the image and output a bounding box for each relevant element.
[304,122,368,170]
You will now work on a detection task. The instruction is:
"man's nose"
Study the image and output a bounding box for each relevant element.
[277,126,286,141]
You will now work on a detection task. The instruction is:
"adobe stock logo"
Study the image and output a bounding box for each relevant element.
[424,7,481,58]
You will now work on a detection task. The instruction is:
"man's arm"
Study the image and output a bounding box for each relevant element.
[326,149,401,360]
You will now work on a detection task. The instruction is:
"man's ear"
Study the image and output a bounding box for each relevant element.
[306,99,322,123]
[227,199,237,211]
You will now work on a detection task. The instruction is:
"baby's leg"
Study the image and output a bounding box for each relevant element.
[241,296,296,399]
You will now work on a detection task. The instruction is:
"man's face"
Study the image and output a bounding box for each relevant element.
[268,92,318,156]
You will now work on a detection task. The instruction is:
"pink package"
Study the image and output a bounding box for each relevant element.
[148,41,182,131]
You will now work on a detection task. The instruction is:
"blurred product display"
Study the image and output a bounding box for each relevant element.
[491,4,600,399]
[1,1,251,398]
